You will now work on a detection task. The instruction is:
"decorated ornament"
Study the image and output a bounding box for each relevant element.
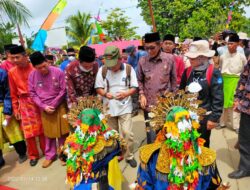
[63,97,124,188]
[149,91,207,190]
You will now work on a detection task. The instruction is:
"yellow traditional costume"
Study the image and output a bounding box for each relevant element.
[136,91,221,190]
[61,97,124,190]
[0,69,24,150]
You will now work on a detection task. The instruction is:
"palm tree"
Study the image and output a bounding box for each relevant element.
[66,11,93,48]
[0,0,31,26]
[0,22,18,52]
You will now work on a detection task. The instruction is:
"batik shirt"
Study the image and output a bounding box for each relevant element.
[137,51,177,111]
[235,61,250,115]
[65,60,98,108]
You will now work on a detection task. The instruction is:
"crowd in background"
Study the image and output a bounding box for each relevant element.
[1,29,250,183]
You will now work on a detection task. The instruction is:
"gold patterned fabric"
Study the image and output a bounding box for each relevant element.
[41,102,69,138]
[0,105,24,149]
[139,143,216,174]
[139,142,162,165]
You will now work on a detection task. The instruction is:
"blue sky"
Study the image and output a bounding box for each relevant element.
[17,0,250,37]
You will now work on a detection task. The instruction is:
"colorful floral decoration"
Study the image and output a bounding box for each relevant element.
[149,91,207,190]
[64,97,121,188]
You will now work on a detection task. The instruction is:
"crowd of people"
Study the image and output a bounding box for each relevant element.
[0,30,250,189]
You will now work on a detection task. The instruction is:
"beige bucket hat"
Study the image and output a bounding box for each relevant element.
[185,40,215,59]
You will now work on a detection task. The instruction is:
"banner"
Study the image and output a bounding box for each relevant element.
[90,40,142,56]
[32,0,67,51]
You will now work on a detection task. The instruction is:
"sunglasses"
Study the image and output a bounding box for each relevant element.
[144,46,157,51]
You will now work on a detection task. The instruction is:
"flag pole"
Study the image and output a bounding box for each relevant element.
[17,24,25,48]
[148,0,157,32]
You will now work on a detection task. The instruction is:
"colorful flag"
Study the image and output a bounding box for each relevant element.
[108,157,124,190]
[32,0,67,51]
[96,22,105,41]
[88,23,97,45]
[226,1,236,29]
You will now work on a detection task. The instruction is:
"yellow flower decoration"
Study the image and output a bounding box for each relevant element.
[174,110,189,123]
[166,122,179,137]
[102,119,107,125]
[80,124,89,133]
[192,121,200,130]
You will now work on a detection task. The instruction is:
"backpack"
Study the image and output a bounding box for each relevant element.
[186,64,214,86]
[102,64,132,92]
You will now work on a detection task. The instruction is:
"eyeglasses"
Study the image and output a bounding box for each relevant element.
[144,46,157,51]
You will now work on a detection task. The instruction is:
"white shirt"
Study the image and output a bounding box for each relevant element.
[95,63,138,117]
[220,52,247,76]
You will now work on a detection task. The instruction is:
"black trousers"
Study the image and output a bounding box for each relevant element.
[144,111,156,144]
[0,149,4,164]
[131,92,139,112]
[12,140,27,157]
[0,140,26,164]
[239,112,250,171]
[198,117,211,148]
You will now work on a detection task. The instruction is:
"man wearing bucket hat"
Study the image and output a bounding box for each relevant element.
[180,40,224,147]
[95,45,138,168]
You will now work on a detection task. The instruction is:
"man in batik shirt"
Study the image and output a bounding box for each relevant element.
[228,59,250,179]
[137,32,177,144]
[65,46,98,108]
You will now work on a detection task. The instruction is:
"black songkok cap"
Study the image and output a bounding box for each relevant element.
[138,45,145,50]
[163,34,175,43]
[66,47,75,53]
[193,37,202,41]
[144,32,161,43]
[45,55,54,61]
[4,44,18,52]
[222,30,236,40]
[79,46,96,63]
[29,51,46,66]
[9,45,25,55]
[228,33,240,43]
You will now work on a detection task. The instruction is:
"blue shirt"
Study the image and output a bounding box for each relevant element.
[60,59,71,71]
[127,50,147,71]
[0,68,12,115]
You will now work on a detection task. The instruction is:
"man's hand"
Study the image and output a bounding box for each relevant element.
[45,106,55,114]
[139,94,147,109]
[233,100,240,113]
[105,92,113,100]
[207,120,217,130]
[4,115,12,120]
[115,91,128,100]
[15,112,21,120]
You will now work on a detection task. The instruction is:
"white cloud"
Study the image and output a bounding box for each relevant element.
[17,0,151,37]
[16,0,250,38]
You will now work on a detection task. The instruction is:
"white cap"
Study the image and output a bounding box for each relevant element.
[238,32,248,40]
